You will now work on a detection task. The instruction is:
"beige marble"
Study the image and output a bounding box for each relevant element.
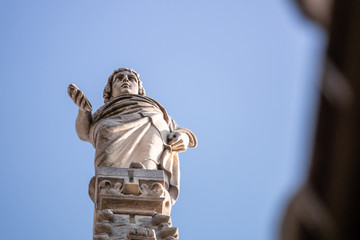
[68,68,197,204]
[92,167,178,240]
[68,68,197,239]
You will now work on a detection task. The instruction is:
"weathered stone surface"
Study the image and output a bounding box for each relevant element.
[68,68,196,239]
[92,170,179,239]
[68,68,197,204]
[92,167,171,216]
[92,167,177,239]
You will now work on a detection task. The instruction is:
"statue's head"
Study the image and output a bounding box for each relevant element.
[103,68,145,103]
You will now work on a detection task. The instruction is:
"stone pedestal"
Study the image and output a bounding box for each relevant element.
[90,167,178,240]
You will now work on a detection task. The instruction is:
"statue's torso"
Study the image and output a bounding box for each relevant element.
[90,95,170,169]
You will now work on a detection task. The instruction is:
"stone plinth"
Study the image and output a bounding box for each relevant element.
[90,167,178,240]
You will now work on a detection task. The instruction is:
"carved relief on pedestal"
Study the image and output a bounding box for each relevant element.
[93,210,178,240]
[92,167,178,240]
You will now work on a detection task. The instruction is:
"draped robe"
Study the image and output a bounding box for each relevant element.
[89,94,197,203]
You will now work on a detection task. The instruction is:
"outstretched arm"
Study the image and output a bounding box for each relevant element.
[68,84,93,142]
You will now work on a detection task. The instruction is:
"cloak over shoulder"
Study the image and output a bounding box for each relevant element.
[90,94,197,204]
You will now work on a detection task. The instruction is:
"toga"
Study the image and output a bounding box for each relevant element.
[89,94,197,203]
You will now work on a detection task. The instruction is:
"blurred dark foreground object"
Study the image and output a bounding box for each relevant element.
[282,1,360,240]
[295,0,334,29]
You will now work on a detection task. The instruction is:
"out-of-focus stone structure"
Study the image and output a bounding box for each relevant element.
[68,68,197,240]
[282,1,360,239]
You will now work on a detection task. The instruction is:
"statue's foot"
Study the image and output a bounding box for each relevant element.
[129,161,146,169]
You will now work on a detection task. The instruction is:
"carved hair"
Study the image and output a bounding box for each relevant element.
[103,68,146,103]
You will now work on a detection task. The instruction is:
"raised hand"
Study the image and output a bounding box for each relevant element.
[67,83,92,112]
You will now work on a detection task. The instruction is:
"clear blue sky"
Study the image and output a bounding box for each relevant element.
[0,0,325,239]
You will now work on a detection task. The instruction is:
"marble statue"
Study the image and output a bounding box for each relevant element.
[67,68,197,204]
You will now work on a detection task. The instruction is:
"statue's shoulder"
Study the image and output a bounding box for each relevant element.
[92,94,169,123]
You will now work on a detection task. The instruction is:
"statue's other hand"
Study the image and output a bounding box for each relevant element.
[67,83,92,112]
[167,131,189,152]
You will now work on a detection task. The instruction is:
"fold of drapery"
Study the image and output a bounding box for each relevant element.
[89,94,196,203]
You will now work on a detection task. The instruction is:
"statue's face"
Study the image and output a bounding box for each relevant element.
[111,71,139,97]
